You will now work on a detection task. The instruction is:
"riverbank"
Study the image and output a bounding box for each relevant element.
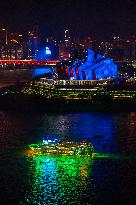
[1,93,136,113]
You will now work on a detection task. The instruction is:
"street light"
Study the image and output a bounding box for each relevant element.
[2,28,8,45]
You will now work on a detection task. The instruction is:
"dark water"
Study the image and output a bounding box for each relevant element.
[0,111,136,205]
[0,67,136,204]
[0,66,52,88]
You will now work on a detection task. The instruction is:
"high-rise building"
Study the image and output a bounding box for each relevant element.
[8,33,24,59]
[28,26,40,59]
[0,28,8,59]
[64,29,71,47]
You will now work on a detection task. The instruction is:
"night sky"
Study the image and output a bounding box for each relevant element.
[0,0,136,40]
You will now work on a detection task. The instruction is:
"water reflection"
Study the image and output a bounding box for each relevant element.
[0,66,53,88]
[0,111,136,204]
[40,113,117,154]
[32,67,53,77]
[22,154,94,205]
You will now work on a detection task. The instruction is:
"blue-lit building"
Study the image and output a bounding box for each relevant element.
[34,42,59,60]
[67,49,118,80]
[28,32,39,59]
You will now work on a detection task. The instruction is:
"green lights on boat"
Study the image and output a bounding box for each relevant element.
[28,140,95,157]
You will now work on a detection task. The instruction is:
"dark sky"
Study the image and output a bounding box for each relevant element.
[0,0,136,40]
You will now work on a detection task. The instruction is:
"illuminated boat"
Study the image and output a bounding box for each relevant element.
[28,139,94,157]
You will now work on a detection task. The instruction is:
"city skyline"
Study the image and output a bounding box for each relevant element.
[0,0,136,40]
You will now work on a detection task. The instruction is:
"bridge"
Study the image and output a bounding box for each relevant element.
[0,60,60,66]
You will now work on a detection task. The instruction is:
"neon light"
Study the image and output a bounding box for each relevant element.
[45,47,51,55]
[28,141,95,157]
[67,49,117,80]
[23,154,94,204]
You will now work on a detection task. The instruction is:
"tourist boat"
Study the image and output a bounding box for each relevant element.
[28,139,94,157]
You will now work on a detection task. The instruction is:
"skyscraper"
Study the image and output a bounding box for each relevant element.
[28,26,40,59]
[64,29,71,47]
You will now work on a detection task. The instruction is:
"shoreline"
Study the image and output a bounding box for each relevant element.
[1,94,136,113]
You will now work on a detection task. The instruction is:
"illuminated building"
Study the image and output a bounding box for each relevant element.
[57,49,117,80]
[0,28,8,59]
[35,45,52,60]
[59,42,70,60]
[0,29,7,47]
[0,30,24,59]
[64,29,71,47]
[28,33,39,59]
[8,33,24,59]
[28,26,40,59]
[34,42,59,60]
[58,29,72,60]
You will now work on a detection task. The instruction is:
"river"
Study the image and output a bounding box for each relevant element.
[0,67,136,205]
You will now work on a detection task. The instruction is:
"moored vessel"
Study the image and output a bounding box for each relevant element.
[29,139,94,157]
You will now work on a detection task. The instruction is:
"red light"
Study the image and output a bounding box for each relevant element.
[65,68,68,74]
[75,66,79,74]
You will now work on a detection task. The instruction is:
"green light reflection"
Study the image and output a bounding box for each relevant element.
[22,154,94,205]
